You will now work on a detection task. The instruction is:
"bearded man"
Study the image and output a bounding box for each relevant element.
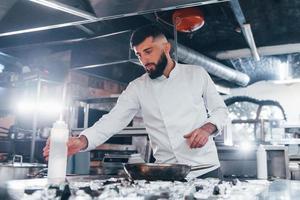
[43,24,228,179]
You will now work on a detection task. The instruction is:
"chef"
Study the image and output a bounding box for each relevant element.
[43,24,229,178]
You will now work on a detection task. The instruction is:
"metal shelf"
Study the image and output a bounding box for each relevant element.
[74,96,119,104]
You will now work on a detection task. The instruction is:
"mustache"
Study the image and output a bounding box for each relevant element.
[145,63,156,67]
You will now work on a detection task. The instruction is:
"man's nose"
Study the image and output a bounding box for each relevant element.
[139,57,148,66]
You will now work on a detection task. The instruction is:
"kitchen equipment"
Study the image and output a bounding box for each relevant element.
[124,163,215,181]
[217,145,290,179]
[0,155,46,184]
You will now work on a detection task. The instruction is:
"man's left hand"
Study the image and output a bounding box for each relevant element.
[183,123,217,148]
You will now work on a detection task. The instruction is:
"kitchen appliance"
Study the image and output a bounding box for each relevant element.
[0,155,46,184]
[124,163,215,181]
[217,145,290,179]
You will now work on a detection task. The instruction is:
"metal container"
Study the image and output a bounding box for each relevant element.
[0,155,46,184]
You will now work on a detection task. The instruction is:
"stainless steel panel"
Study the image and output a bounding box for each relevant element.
[90,0,229,19]
[217,145,290,179]
[257,179,300,199]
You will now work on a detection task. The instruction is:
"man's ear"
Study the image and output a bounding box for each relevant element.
[164,42,172,54]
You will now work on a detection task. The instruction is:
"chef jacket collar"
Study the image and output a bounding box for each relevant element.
[151,60,179,81]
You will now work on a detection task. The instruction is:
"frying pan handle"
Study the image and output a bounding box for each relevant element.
[190,164,216,171]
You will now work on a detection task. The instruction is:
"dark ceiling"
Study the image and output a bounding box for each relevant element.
[0,0,300,88]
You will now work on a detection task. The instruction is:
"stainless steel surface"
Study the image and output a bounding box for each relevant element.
[0,19,95,37]
[264,145,290,179]
[30,0,97,20]
[0,1,16,20]
[124,163,215,181]
[90,0,228,20]
[172,40,250,86]
[2,176,300,199]
[258,179,300,200]
[0,156,46,184]
[217,145,290,179]
[0,0,228,38]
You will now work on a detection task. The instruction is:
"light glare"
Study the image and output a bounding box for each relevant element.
[239,141,253,151]
[17,99,63,115]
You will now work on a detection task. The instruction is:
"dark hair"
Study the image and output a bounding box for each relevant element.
[130,24,165,49]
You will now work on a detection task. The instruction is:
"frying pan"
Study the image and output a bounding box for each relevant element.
[124,163,215,181]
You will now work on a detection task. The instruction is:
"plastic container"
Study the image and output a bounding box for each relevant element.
[256,145,268,179]
[47,121,69,184]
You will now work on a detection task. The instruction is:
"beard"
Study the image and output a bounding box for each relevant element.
[146,52,168,79]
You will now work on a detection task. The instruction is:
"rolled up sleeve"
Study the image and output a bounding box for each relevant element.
[201,69,229,135]
[80,82,140,151]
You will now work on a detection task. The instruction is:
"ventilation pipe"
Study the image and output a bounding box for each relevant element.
[170,40,250,86]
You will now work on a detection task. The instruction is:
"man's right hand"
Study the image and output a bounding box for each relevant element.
[43,135,88,161]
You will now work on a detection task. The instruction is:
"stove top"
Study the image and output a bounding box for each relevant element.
[3,176,270,200]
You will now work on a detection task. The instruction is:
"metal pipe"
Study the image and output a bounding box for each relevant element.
[170,40,250,86]
[241,24,260,61]
[214,43,300,60]
[229,0,260,61]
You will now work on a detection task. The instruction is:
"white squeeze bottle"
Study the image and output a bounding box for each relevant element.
[256,145,268,179]
[47,120,69,184]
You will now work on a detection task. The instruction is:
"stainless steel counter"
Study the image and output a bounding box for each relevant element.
[2,176,300,199]
[258,179,300,200]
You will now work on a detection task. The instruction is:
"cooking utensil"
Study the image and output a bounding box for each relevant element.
[0,155,46,184]
[124,163,215,181]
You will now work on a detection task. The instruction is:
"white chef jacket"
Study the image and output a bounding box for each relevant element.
[80,62,229,178]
